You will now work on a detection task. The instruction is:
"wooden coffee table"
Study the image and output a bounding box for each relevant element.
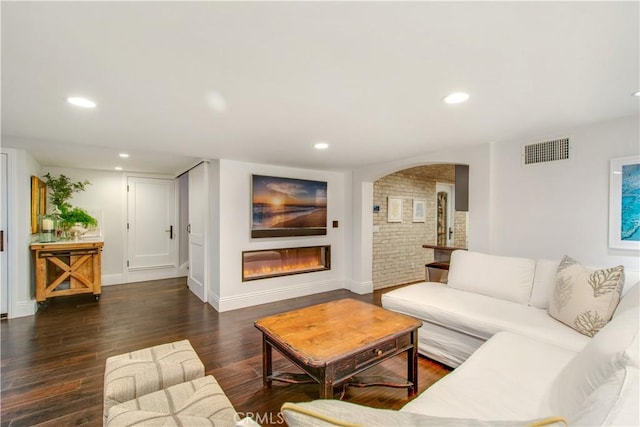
[254,298,421,399]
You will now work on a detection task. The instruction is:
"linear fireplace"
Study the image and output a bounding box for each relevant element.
[242,245,330,281]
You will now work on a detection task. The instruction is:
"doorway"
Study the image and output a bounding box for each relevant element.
[186,163,207,302]
[435,182,454,247]
[371,164,467,290]
[1,153,8,316]
[126,176,177,270]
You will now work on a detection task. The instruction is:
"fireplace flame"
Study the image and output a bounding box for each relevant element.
[242,248,329,281]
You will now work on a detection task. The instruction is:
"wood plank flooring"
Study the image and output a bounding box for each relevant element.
[0,278,450,426]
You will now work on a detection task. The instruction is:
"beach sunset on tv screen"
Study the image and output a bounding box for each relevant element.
[252,175,327,238]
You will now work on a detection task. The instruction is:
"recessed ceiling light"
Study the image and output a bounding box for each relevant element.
[67,97,96,108]
[443,92,470,104]
[633,91,640,97]
[119,153,129,158]
[114,167,123,171]
[314,142,329,150]
[205,91,227,113]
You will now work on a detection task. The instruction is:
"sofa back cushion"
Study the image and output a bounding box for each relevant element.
[545,307,639,417]
[613,282,639,319]
[529,259,560,309]
[447,251,535,304]
[568,366,639,427]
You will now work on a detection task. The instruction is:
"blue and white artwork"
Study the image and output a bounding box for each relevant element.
[621,163,640,241]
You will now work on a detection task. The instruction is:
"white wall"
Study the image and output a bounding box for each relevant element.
[177,173,189,271]
[352,143,492,293]
[42,167,126,284]
[490,115,640,272]
[213,159,351,311]
[352,115,639,291]
[2,148,40,317]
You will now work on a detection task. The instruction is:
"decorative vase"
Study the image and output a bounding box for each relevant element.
[39,214,58,243]
[69,223,88,241]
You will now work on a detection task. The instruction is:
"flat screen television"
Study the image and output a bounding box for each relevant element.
[251,175,327,238]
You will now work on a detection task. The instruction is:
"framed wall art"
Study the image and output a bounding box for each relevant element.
[251,175,327,238]
[609,155,640,250]
[387,197,403,223]
[31,175,46,234]
[413,199,426,223]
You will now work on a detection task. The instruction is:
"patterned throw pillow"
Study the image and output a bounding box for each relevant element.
[548,255,624,337]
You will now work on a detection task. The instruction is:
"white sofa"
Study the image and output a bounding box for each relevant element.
[281,251,640,426]
[381,250,639,368]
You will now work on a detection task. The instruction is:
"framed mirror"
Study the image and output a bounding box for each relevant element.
[31,176,46,234]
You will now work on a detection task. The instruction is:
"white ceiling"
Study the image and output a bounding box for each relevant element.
[2,1,639,175]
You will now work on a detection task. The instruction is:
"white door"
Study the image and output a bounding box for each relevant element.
[187,163,206,302]
[127,177,176,269]
[1,153,8,315]
[435,183,455,247]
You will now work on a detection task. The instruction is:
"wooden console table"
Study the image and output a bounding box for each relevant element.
[31,239,104,305]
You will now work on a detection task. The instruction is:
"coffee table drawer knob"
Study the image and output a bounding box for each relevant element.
[374,349,383,356]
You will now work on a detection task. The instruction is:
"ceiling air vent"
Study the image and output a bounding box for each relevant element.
[523,138,569,165]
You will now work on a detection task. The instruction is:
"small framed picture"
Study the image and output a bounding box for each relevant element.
[413,199,426,223]
[609,155,640,250]
[387,197,403,223]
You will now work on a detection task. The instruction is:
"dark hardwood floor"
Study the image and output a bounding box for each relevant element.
[0,278,450,426]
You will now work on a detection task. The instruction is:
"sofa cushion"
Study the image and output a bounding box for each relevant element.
[447,250,535,304]
[381,283,590,354]
[106,376,239,427]
[613,282,639,319]
[401,331,576,421]
[281,400,568,427]
[545,307,639,417]
[103,339,205,421]
[529,259,560,309]
[568,366,639,427]
[548,256,624,337]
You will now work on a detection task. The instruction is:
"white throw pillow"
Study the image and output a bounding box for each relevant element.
[281,400,568,426]
[545,307,639,417]
[548,255,624,337]
[447,251,535,304]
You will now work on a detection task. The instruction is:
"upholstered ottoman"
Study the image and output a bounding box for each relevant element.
[105,376,239,426]
[103,340,204,421]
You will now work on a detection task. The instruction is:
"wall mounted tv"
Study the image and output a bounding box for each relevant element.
[251,175,327,238]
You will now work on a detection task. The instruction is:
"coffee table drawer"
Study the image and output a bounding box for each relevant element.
[355,334,410,368]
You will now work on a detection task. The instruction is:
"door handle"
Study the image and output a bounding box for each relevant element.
[448,227,453,239]
[0,230,4,252]
[165,225,173,239]
[187,224,191,233]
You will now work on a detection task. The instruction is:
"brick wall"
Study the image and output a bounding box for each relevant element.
[372,165,467,289]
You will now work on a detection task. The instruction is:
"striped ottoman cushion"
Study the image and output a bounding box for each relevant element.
[104,340,204,421]
[106,376,238,427]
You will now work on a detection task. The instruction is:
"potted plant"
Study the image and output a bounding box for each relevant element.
[42,173,98,234]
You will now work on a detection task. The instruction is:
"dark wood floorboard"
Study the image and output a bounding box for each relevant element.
[0,278,450,426]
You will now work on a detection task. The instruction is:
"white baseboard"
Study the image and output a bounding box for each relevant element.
[102,274,125,286]
[11,299,37,318]
[348,280,373,295]
[207,290,221,312]
[216,279,344,312]
[125,267,182,284]
[178,261,189,276]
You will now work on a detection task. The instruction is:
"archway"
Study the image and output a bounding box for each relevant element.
[371,164,468,290]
